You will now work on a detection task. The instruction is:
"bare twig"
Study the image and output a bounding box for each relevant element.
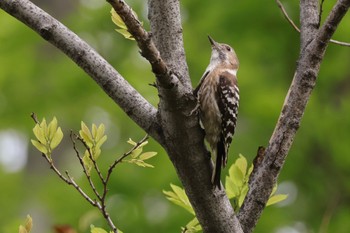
[276,0,350,47]
[105,135,149,185]
[70,131,103,201]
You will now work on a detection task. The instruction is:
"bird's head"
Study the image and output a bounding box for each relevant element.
[208,36,239,69]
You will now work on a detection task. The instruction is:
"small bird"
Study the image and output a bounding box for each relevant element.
[194,36,239,189]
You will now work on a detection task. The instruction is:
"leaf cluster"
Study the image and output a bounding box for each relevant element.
[31,117,63,160]
[79,122,107,175]
[110,8,143,40]
[163,155,288,232]
[123,138,157,168]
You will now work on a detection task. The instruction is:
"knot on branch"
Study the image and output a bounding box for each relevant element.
[39,24,55,41]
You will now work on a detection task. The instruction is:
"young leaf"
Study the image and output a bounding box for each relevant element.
[95,124,105,142]
[39,118,47,135]
[267,194,288,206]
[110,8,127,29]
[92,124,98,139]
[31,140,48,155]
[183,217,202,233]
[24,215,32,232]
[127,138,136,146]
[225,176,239,199]
[19,226,27,233]
[90,225,108,233]
[235,154,248,176]
[163,184,195,215]
[83,150,93,175]
[80,121,93,147]
[33,123,45,143]
[95,135,107,149]
[139,151,157,160]
[228,163,244,187]
[47,117,58,140]
[50,127,63,149]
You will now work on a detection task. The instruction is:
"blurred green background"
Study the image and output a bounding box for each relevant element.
[1,0,350,232]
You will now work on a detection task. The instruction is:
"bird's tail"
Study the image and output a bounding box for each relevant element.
[212,139,225,189]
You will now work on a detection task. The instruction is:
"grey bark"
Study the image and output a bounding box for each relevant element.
[237,1,350,232]
[1,0,350,232]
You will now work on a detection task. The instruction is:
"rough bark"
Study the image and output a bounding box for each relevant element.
[1,0,350,232]
[237,1,350,232]
[148,1,243,232]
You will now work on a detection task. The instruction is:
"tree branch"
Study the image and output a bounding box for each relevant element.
[0,0,162,142]
[107,0,186,93]
[146,1,243,233]
[276,0,350,47]
[238,1,350,232]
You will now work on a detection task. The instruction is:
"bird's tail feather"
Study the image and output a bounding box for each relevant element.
[212,139,225,189]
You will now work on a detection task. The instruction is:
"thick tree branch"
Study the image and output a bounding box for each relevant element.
[238,1,350,232]
[107,0,186,92]
[0,0,162,143]
[147,0,243,233]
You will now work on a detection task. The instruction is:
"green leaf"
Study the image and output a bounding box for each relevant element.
[228,163,244,187]
[19,226,27,233]
[225,175,239,199]
[24,215,32,232]
[80,121,93,147]
[50,127,63,149]
[183,217,202,233]
[83,150,93,175]
[92,124,98,139]
[33,123,45,143]
[238,185,249,207]
[127,138,136,146]
[90,225,108,233]
[139,151,157,160]
[39,118,47,136]
[95,124,105,142]
[130,147,143,158]
[110,8,127,29]
[31,140,48,155]
[267,194,288,206]
[95,135,107,149]
[163,184,195,215]
[115,29,134,40]
[235,154,248,176]
[247,163,254,176]
[47,117,58,140]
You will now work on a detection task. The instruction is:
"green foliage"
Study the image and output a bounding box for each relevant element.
[90,224,117,233]
[163,184,195,215]
[79,122,107,175]
[31,117,63,160]
[18,215,32,233]
[110,8,143,40]
[164,155,287,232]
[123,138,157,168]
[225,154,253,211]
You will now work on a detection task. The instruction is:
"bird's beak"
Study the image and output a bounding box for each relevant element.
[208,35,218,47]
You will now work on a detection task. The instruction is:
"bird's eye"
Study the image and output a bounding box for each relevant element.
[225,46,231,51]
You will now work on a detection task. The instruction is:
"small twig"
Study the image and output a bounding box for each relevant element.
[30,112,39,124]
[276,0,350,47]
[105,135,149,185]
[65,171,97,206]
[70,131,103,201]
[75,132,105,185]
